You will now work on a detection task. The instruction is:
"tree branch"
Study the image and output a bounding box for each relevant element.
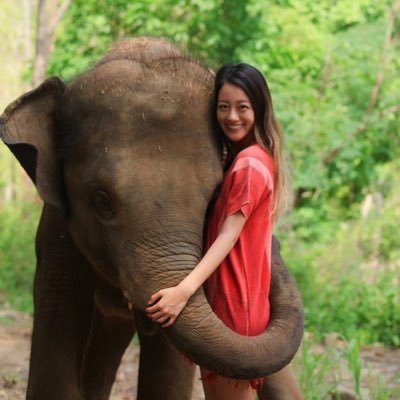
[323,102,400,164]
[364,0,399,116]
[322,0,400,165]
[48,0,71,40]
[32,0,71,87]
[379,103,400,118]
[32,0,47,87]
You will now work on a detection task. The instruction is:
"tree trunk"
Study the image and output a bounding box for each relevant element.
[32,0,47,87]
[22,0,32,65]
[32,0,71,88]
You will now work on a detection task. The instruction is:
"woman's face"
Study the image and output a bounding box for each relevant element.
[216,82,255,145]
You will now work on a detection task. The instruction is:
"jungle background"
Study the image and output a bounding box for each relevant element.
[0,0,399,399]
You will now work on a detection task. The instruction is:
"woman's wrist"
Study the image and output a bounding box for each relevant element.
[178,278,197,298]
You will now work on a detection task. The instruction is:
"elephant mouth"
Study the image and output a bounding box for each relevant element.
[95,289,161,337]
[94,284,135,320]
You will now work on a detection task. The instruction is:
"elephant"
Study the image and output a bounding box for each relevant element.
[0,37,303,400]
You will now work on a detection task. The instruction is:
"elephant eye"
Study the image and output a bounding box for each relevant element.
[91,190,115,221]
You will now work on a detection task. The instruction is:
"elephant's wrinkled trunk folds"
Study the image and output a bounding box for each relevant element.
[142,237,303,379]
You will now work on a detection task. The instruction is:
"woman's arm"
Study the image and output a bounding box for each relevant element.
[146,211,246,327]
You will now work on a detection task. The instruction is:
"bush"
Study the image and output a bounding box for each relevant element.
[280,200,400,346]
[0,201,41,312]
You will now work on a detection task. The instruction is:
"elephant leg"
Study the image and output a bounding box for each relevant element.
[81,307,135,399]
[27,206,95,400]
[257,365,303,400]
[136,311,196,400]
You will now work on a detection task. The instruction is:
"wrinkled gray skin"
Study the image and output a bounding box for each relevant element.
[0,37,303,400]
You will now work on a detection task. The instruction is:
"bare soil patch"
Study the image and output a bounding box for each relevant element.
[0,310,205,400]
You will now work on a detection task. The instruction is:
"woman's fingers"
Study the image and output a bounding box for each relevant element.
[162,317,175,328]
[148,310,168,320]
[148,291,163,306]
[145,286,186,327]
[155,315,170,324]
[146,303,160,313]
[146,300,170,315]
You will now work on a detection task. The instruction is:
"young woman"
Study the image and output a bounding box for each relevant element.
[146,63,296,400]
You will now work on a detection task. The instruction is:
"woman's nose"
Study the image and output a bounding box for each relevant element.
[227,108,239,121]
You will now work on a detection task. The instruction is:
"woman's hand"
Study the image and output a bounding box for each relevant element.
[146,285,191,327]
[145,213,246,328]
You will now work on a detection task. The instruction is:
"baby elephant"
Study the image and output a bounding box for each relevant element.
[0,37,303,399]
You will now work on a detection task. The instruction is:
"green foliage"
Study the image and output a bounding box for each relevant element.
[280,160,400,347]
[48,0,263,79]
[0,201,41,312]
[283,245,400,347]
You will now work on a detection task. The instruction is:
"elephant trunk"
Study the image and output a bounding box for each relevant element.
[126,231,303,379]
[166,237,304,379]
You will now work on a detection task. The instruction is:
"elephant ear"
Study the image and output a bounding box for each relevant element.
[0,77,66,213]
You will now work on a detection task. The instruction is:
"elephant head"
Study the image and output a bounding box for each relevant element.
[0,37,303,379]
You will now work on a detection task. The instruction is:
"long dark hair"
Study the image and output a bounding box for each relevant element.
[214,63,288,216]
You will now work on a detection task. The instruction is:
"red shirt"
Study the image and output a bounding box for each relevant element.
[204,144,275,336]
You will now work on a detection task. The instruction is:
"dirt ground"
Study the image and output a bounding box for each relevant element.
[0,310,399,400]
[0,310,205,400]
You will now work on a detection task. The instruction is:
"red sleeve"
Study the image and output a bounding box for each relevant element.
[225,156,273,219]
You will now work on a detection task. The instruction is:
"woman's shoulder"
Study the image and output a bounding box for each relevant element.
[235,144,274,169]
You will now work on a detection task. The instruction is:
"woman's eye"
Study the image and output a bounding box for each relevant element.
[91,190,115,220]
[218,104,228,111]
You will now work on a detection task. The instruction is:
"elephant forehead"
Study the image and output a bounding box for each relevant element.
[60,60,214,146]
[66,133,219,187]
[68,59,212,110]
[58,100,214,160]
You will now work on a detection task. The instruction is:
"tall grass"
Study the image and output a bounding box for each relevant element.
[296,338,338,399]
[293,337,400,400]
